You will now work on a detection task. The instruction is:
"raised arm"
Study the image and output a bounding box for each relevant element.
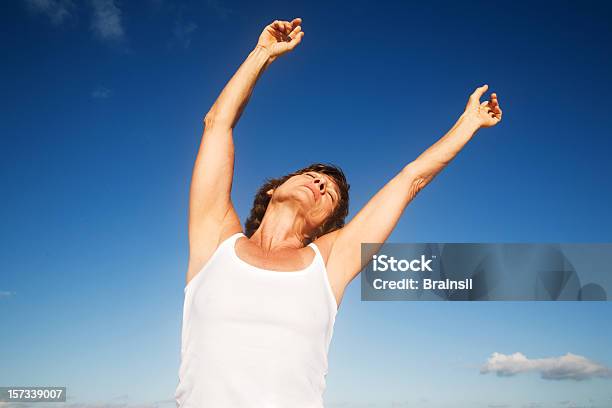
[320,85,503,300]
[187,18,305,284]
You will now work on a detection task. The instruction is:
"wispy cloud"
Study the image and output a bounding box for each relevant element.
[173,20,198,49]
[24,0,75,25]
[90,0,124,42]
[481,352,612,381]
[24,0,126,44]
[207,0,232,20]
[91,86,112,99]
[0,290,16,299]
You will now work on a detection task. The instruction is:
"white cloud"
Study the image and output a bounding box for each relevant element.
[24,0,75,25]
[90,0,124,41]
[481,352,612,381]
[91,86,112,99]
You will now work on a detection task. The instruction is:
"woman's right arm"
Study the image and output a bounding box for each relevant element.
[187,18,304,284]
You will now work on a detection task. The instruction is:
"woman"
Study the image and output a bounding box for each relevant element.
[175,17,502,408]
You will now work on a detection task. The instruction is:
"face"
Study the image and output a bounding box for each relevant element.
[268,171,341,231]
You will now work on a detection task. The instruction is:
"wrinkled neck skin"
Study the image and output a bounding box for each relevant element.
[248,200,314,254]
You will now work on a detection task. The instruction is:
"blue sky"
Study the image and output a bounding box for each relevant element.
[1,1,612,407]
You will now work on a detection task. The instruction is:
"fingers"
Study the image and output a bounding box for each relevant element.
[488,93,502,116]
[492,97,502,119]
[480,100,492,115]
[472,85,502,122]
[470,84,489,101]
[489,93,499,107]
[286,31,304,50]
[272,18,301,34]
[487,104,502,120]
[480,97,502,121]
[272,20,287,33]
[495,107,503,120]
[269,18,302,43]
[287,25,302,41]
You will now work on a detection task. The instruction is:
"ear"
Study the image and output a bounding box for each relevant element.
[266,188,274,197]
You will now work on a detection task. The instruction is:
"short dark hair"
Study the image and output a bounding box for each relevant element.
[245,163,350,244]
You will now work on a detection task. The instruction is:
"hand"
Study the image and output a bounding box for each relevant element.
[462,84,503,128]
[256,18,304,62]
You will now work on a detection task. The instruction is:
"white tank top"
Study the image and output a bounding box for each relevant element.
[175,232,338,408]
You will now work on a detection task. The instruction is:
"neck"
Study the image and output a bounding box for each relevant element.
[249,201,310,253]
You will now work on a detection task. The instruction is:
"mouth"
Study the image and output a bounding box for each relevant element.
[302,184,319,202]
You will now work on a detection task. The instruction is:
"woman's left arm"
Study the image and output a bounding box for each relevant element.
[321,85,503,294]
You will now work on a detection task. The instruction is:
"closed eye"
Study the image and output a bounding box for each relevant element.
[305,172,338,202]
[328,190,339,203]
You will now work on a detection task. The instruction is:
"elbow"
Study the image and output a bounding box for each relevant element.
[411,176,427,198]
[403,163,429,198]
[403,162,425,183]
[204,110,232,130]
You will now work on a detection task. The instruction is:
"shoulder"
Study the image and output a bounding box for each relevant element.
[312,229,347,308]
[186,222,243,285]
[311,229,341,264]
[218,224,244,244]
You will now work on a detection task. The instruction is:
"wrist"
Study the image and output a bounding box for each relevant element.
[254,44,274,64]
[458,112,482,132]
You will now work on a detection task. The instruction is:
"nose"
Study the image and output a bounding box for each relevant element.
[313,178,326,193]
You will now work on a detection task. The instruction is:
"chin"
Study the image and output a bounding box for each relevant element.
[290,188,315,207]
